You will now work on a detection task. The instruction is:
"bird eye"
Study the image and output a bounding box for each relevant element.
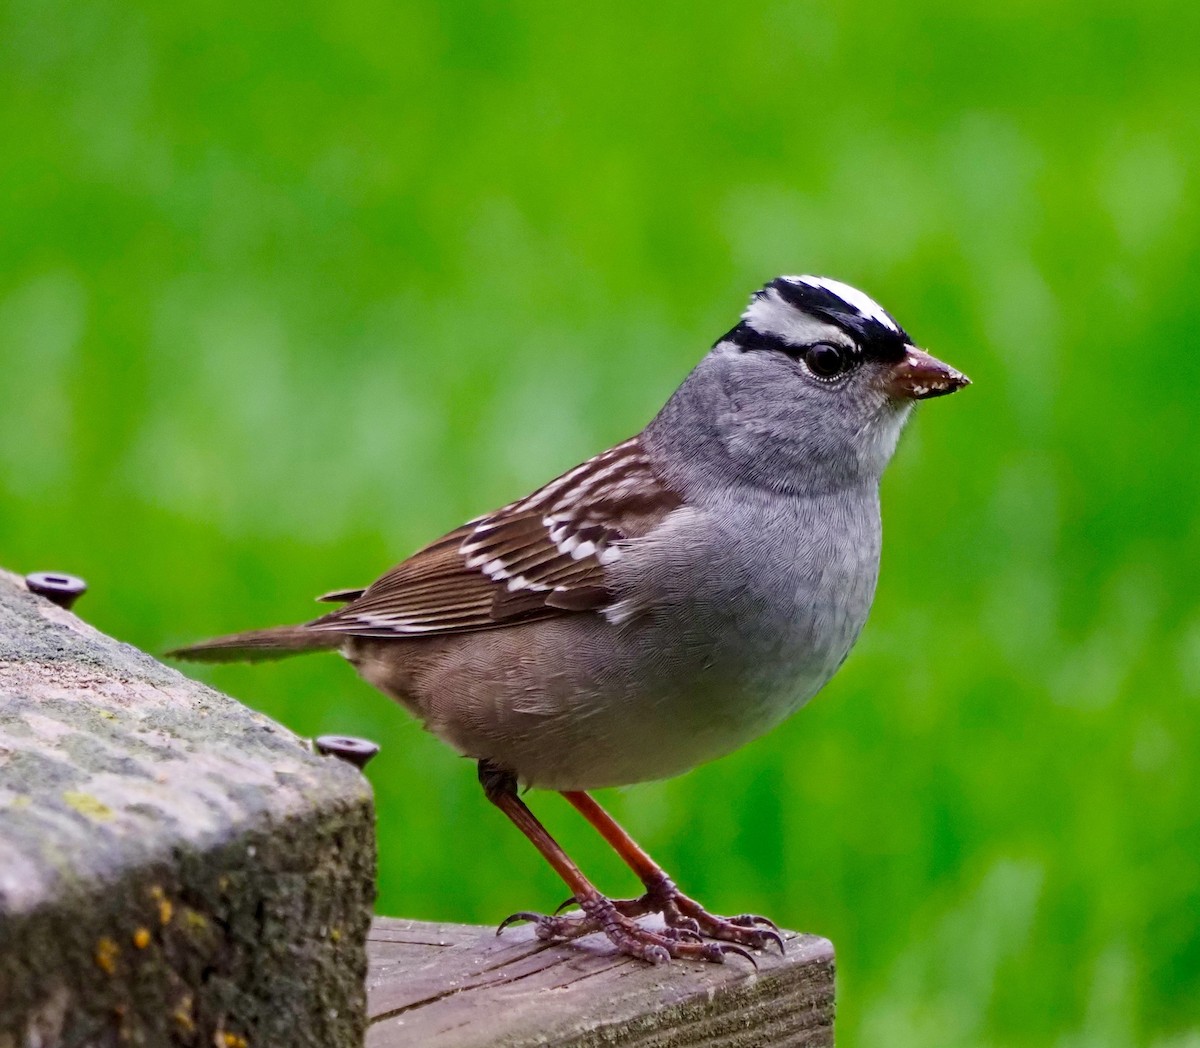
[803,342,850,379]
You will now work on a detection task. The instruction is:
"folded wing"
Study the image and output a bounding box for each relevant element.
[307,437,681,638]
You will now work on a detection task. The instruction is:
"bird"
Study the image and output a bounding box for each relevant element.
[170,275,969,965]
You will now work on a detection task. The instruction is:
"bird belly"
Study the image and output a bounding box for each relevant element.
[575,579,869,788]
[349,567,871,791]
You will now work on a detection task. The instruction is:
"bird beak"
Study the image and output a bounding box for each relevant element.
[886,346,970,400]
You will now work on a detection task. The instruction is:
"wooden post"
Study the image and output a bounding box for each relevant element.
[1,567,835,1046]
[0,569,375,1046]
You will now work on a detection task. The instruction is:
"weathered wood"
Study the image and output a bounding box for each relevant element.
[366,917,834,1047]
[0,569,376,1047]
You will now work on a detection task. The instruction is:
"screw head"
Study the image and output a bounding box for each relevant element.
[314,735,380,770]
[25,572,88,610]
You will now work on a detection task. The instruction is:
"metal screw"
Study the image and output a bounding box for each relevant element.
[314,735,380,770]
[25,572,88,610]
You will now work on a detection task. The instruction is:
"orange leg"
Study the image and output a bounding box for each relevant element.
[561,790,784,953]
[479,762,755,965]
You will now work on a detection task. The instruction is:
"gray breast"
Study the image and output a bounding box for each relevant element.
[647,488,880,722]
[495,485,886,788]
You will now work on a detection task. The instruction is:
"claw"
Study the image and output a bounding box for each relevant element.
[496,911,541,935]
[491,895,758,967]
[718,943,759,968]
[760,929,787,955]
[494,889,780,968]
[553,895,579,916]
[634,891,781,953]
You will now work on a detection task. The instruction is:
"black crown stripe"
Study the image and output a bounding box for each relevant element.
[767,279,910,362]
[720,322,796,354]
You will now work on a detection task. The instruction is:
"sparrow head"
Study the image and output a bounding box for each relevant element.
[732,275,969,403]
[652,275,970,496]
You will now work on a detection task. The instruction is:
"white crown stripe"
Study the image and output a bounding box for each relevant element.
[742,288,848,348]
[792,275,901,333]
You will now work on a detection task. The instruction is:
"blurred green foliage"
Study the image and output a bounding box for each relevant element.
[3,1,1198,1044]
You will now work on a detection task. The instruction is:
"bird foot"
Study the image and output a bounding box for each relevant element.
[609,874,786,955]
[497,895,758,966]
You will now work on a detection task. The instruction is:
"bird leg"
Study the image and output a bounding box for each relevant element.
[559,790,785,954]
[479,761,754,965]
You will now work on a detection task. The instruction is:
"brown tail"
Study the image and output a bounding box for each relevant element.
[166,625,343,663]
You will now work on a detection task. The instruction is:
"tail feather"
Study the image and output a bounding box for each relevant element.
[167,625,343,664]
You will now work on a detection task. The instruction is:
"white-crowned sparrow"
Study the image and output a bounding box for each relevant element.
[172,275,969,964]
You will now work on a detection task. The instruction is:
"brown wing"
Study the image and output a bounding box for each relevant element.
[306,437,682,638]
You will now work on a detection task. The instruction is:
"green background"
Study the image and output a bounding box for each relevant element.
[3,1,1198,1044]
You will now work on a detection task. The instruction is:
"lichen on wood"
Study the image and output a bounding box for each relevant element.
[0,569,376,1047]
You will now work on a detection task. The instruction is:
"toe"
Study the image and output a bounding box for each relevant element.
[729,913,782,932]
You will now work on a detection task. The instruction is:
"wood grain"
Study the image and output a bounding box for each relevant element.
[367,916,834,1048]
